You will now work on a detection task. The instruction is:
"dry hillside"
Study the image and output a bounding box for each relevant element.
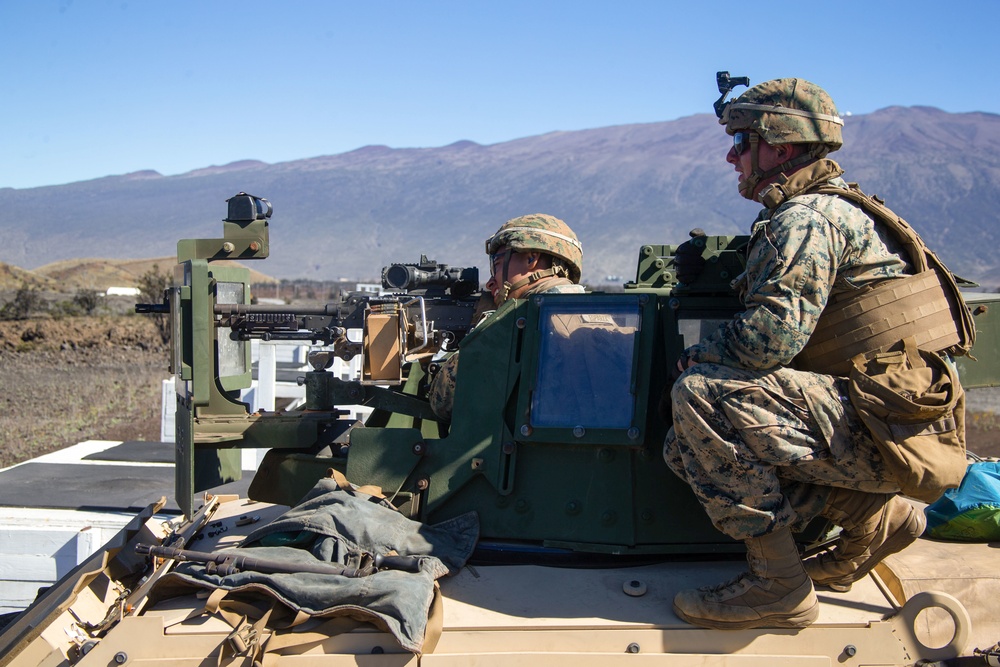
[0,257,277,293]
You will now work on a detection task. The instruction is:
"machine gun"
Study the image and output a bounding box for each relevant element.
[214,255,481,384]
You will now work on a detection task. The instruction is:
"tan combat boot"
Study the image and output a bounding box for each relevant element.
[803,490,926,592]
[673,527,819,630]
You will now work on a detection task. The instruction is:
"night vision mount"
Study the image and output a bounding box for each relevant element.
[713,71,750,119]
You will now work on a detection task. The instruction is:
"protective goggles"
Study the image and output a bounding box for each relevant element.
[733,131,756,156]
[489,248,512,278]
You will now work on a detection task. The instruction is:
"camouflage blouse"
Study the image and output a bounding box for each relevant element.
[685,171,911,371]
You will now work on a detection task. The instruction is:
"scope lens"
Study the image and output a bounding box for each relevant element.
[383,265,413,289]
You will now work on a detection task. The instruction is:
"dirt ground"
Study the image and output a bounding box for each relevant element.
[0,315,169,469]
[0,314,998,469]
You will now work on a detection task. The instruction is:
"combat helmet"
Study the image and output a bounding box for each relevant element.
[485,214,583,284]
[713,73,845,200]
[720,77,843,151]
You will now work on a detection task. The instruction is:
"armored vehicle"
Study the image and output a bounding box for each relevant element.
[1,193,998,666]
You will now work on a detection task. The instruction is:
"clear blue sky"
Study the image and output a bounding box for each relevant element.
[3,0,998,190]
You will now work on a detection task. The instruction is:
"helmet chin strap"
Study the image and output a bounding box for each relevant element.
[738,133,819,202]
[497,252,567,304]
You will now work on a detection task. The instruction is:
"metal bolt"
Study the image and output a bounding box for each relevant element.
[114,652,129,665]
[565,501,581,515]
[573,426,586,438]
[249,241,261,252]
[975,305,988,315]
[502,441,515,455]
[519,424,533,437]
[638,294,649,305]
[221,241,235,253]
[516,317,526,329]
[626,643,640,654]
[623,580,647,597]
[416,478,429,491]
[843,645,857,657]
[642,246,653,256]
[668,297,680,310]
[412,441,426,456]
[627,427,640,440]
[371,646,384,654]
[640,509,653,522]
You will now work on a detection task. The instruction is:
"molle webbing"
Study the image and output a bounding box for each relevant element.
[795,184,975,375]
[794,270,961,376]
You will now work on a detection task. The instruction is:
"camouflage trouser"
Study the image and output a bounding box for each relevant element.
[663,363,899,541]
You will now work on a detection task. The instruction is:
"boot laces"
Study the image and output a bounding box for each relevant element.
[699,572,760,600]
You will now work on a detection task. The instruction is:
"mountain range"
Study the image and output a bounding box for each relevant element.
[2,107,999,289]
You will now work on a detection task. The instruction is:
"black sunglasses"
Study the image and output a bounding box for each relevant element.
[733,131,756,156]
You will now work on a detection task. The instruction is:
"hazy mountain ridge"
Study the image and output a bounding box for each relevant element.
[2,107,998,286]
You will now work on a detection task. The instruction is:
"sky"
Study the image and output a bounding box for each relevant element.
[3,0,999,190]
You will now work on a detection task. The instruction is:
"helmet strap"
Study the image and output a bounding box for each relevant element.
[501,265,567,302]
[739,134,818,202]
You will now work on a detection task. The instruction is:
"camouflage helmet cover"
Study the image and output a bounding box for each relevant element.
[485,213,583,283]
[721,78,844,152]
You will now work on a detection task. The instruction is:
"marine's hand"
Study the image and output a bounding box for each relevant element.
[674,228,708,284]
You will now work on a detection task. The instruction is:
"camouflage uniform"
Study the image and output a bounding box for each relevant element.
[427,214,584,423]
[663,164,913,540]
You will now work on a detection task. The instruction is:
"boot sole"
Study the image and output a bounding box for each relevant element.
[673,600,819,630]
[813,502,927,591]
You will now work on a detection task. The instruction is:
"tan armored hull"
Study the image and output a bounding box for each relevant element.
[3,495,995,667]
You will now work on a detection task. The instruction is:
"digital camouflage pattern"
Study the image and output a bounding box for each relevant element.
[428,282,585,422]
[664,364,898,540]
[721,78,844,150]
[485,214,583,283]
[665,162,912,540]
[684,166,911,370]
